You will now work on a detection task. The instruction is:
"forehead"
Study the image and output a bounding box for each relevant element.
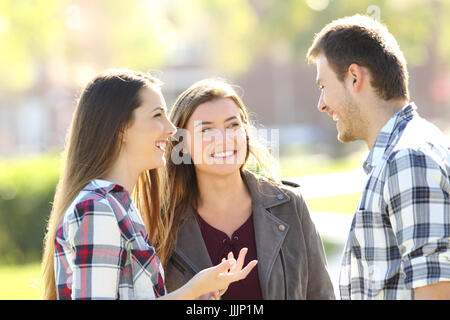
[138,85,165,108]
[316,54,336,82]
[188,98,241,123]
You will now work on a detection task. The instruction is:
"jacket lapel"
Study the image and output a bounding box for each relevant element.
[242,171,291,300]
[172,170,293,299]
[174,206,213,273]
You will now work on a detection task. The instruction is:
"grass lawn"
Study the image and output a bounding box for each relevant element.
[279,153,362,178]
[0,262,41,300]
[307,192,361,215]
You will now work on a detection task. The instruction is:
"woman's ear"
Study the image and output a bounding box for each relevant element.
[119,128,128,144]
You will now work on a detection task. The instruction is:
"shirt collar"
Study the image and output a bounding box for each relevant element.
[363,102,417,175]
[83,179,132,209]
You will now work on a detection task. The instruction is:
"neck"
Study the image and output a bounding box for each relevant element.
[196,169,250,212]
[364,98,409,149]
[101,154,141,194]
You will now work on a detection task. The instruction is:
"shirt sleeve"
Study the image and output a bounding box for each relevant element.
[384,148,450,289]
[69,198,126,300]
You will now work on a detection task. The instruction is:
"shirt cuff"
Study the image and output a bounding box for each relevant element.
[403,252,450,289]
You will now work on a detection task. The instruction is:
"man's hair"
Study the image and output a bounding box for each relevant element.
[307,14,409,101]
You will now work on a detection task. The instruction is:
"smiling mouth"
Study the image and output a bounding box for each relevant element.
[328,111,339,122]
[155,140,168,152]
[210,150,236,158]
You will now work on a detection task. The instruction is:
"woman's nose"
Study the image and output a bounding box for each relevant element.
[165,119,177,137]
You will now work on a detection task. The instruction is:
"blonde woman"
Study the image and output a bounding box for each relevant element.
[41,70,257,300]
[163,79,335,299]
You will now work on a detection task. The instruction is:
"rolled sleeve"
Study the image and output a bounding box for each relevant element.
[70,199,126,299]
[384,149,450,289]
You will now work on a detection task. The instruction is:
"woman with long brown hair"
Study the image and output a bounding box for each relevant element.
[163,78,335,299]
[41,70,257,300]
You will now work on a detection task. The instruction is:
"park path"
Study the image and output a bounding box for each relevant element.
[288,168,366,241]
[288,168,367,199]
[287,169,368,299]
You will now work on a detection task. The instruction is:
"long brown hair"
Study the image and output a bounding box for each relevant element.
[161,78,280,263]
[41,69,169,299]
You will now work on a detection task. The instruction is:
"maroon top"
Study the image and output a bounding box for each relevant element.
[195,210,263,300]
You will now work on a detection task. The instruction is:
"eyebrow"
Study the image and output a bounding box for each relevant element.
[224,116,238,122]
[193,116,239,128]
[151,106,165,113]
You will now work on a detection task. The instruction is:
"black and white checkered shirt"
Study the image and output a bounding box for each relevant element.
[339,102,450,299]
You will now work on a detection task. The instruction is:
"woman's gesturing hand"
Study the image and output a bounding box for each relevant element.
[192,247,257,299]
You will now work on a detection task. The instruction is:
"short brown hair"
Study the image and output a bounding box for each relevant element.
[307,14,409,101]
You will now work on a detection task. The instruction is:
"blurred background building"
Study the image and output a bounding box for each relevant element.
[1,0,449,158]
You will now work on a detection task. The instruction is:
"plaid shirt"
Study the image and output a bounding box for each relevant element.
[339,102,450,299]
[54,179,166,300]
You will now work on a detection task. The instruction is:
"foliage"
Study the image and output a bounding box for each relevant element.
[0,0,447,93]
[0,0,65,91]
[0,154,61,264]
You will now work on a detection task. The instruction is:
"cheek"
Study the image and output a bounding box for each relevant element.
[322,89,334,108]
[149,120,165,135]
[140,121,163,151]
[235,128,248,151]
[189,133,209,163]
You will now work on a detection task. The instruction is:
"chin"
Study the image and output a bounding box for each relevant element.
[337,131,358,143]
[198,163,242,177]
[147,157,166,170]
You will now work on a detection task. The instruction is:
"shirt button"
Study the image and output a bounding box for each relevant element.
[223,239,227,244]
[278,224,285,231]
[277,194,284,200]
[233,236,239,241]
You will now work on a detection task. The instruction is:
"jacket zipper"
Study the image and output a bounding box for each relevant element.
[279,249,288,299]
[171,251,197,276]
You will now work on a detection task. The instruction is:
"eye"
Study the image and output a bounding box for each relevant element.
[319,85,324,91]
[228,122,240,129]
[153,113,162,118]
[201,127,211,133]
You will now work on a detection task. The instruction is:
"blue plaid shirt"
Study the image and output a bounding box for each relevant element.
[339,102,450,299]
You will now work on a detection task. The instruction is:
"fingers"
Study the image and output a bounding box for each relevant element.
[209,290,220,300]
[218,259,258,283]
[239,259,258,279]
[215,257,236,274]
[235,248,248,271]
[225,248,248,273]
[219,286,228,296]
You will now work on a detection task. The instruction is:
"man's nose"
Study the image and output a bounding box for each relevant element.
[317,92,327,112]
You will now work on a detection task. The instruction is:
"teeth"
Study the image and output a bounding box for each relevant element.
[155,141,167,151]
[332,113,339,121]
[212,151,234,158]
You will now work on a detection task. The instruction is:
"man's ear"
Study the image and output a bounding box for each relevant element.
[347,63,364,92]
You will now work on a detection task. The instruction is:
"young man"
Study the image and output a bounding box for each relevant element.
[307,14,450,300]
